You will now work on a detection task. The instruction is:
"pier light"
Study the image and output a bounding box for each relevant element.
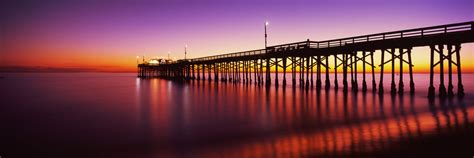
[149,59,159,65]
[136,56,139,64]
[264,21,269,49]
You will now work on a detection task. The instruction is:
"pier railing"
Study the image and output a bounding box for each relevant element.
[312,21,473,49]
[267,21,473,50]
[190,49,267,62]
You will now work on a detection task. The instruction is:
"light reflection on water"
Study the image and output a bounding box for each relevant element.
[135,74,473,157]
[0,73,472,157]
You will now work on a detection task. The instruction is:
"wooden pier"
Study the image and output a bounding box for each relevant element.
[138,21,474,98]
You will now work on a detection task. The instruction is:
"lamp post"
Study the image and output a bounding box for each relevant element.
[136,56,139,64]
[265,21,269,50]
[185,45,187,60]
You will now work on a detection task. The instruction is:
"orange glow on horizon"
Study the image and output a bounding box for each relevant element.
[2,36,473,73]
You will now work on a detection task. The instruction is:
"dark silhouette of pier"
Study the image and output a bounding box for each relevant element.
[138,21,474,98]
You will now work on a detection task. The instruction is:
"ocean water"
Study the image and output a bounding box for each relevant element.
[0,73,473,158]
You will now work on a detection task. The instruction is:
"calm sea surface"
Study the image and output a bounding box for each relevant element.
[1,73,473,158]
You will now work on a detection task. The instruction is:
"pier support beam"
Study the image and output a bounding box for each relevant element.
[197,64,201,80]
[300,57,304,88]
[221,63,226,81]
[455,44,464,98]
[362,51,367,92]
[310,57,314,88]
[334,55,339,90]
[192,64,195,80]
[214,63,221,82]
[438,45,446,97]
[370,51,376,93]
[390,48,397,95]
[291,57,296,87]
[246,60,250,83]
[350,53,355,92]
[325,55,330,90]
[398,48,404,95]
[298,57,301,88]
[353,52,358,92]
[266,58,271,86]
[306,56,310,89]
[428,46,435,97]
[283,57,287,86]
[408,48,414,94]
[316,56,322,90]
[447,45,454,96]
[202,64,206,81]
[208,64,212,82]
[254,60,258,84]
[275,58,279,87]
[343,54,348,92]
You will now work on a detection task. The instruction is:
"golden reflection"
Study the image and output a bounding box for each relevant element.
[137,78,472,157]
[194,89,472,158]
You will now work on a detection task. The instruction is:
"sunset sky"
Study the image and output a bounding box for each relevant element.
[1,0,473,72]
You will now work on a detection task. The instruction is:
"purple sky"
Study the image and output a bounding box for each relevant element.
[1,0,473,71]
